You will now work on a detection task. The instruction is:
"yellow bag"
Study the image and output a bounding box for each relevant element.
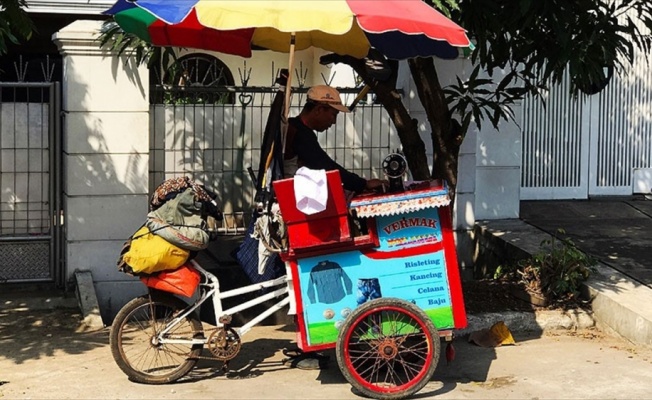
[122,226,190,275]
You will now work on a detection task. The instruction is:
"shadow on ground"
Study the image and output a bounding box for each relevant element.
[0,307,107,364]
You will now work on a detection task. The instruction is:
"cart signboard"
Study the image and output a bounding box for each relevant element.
[296,207,456,346]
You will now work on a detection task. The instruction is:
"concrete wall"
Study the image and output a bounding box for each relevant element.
[53,20,150,322]
[398,59,521,224]
[473,65,522,221]
[177,47,339,95]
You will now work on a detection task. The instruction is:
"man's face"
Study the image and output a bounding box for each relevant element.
[312,105,340,132]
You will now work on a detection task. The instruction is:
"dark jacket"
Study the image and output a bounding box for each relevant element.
[286,117,367,193]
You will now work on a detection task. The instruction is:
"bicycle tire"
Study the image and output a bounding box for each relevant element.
[110,293,204,384]
[336,298,440,400]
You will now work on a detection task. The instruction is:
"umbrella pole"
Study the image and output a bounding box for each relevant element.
[281,32,296,158]
[262,33,295,190]
[348,85,371,111]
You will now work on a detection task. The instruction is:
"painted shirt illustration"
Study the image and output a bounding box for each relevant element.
[307,260,353,304]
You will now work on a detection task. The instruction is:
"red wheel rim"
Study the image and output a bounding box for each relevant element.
[342,305,434,394]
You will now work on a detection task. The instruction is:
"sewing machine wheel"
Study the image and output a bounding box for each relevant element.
[382,153,407,178]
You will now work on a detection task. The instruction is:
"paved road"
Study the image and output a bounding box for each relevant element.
[521,198,652,287]
[1,307,651,399]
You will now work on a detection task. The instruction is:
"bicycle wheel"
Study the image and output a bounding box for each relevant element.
[110,293,204,384]
[336,298,440,400]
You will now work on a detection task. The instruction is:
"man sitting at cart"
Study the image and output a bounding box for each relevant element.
[280,85,387,370]
[283,85,387,196]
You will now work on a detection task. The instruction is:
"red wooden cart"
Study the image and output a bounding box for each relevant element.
[273,170,467,399]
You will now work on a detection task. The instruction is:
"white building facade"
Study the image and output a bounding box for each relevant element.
[3,1,649,321]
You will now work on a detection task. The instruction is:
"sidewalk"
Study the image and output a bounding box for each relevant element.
[521,198,652,286]
[476,197,652,347]
[1,307,651,399]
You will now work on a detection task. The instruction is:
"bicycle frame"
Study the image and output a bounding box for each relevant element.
[156,259,292,346]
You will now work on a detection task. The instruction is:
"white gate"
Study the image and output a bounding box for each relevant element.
[589,50,652,196]
[0,82,63,285]
[521,49,652,199]
[521,76,591,199]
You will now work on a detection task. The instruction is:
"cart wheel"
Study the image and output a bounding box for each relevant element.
[336,298,440,400]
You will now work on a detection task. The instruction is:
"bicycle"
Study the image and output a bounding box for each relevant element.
[110,258,289,383]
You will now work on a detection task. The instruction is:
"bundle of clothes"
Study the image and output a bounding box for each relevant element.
[117,176,222,276]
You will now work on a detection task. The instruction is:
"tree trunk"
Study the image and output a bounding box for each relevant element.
[371,81,431,181]
[322,55,459,188]
[408,58,463,198]
[332,55,431,181]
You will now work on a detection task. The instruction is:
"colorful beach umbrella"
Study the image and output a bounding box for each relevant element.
[105,0,471,60]
[104,0,472,195]
[105,0,472,137]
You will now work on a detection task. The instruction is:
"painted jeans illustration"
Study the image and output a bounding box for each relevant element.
[356,278,382,306]
[357,278,383,335]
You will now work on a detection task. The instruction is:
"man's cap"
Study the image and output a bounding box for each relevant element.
[307,85,350,113]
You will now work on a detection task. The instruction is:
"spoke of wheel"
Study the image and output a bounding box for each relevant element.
[361,353,385,379]
[122,315,153,366]
[349,344,381,369]
[385,311,426,386]
[387,311,399,335]
[128,304,186,375]
[149,347,163,373]
[156,328,193,371]
[346,307,433,387]
[135,343,155,374]
[138,349,155,373]
[371,312,383,337]
[349,346,375,361]
[353,317,372,337]
[157,349,175,370]
[147,301,160,336]
[348,337,384,380]
[372,362,387,386]
[125,341,151,371]
[129,307,152,337]
[395,354,422,382]
[403,338,429,357]
[389,311,410,337]
[385,359,403,387]
[359,350,391,384]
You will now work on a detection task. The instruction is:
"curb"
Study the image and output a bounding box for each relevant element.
[458,309,596,337]
[583,263,652,347]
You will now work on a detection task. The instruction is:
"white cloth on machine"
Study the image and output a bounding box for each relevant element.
[294,167,328,215]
